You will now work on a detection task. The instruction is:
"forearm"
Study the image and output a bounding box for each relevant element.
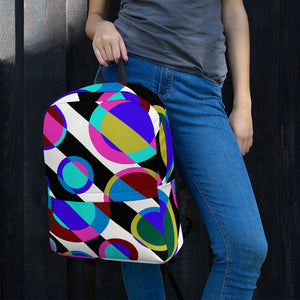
[222,5,251,109]
[85,0,111,40]
[85,0,127,65]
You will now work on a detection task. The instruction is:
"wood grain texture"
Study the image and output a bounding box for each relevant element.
[0,0,25,298]
[231,1,281,298]
[23,0,68,298]
[278,0,300,298]
[66,0,98,91]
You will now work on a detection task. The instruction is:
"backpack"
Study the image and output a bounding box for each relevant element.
[42,61,183,264]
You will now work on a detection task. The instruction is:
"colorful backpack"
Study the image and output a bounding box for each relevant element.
[42,61,183,264]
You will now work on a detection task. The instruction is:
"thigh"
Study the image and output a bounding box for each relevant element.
[162,71,266,254]
[94,59,267,251]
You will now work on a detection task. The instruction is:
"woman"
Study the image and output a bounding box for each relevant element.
[85,0,268,299]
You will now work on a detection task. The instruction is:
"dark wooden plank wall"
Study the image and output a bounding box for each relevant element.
[0,0,299,299]
[0,0,25,297]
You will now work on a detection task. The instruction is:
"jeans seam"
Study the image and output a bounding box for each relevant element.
[173,145,231,299]
[160,69,173,100]
[158,68,173,100]
[158,67,163,99]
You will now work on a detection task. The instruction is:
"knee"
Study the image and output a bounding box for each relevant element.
[257,237,268,263]
[250,237,268,264]
[213,229,268,263]
[232,234,268,267]
[214,236,268,267]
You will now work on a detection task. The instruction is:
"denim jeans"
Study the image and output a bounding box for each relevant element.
[94,55,268,300]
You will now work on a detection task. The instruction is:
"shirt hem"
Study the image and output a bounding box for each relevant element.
[126,52,226,87]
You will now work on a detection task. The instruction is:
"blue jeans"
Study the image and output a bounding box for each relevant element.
[94,55,268,300]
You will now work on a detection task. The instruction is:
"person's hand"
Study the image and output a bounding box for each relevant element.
[228,102,253,156]
[92,20,128,66]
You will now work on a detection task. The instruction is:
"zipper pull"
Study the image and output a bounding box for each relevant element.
[50,198,55,227]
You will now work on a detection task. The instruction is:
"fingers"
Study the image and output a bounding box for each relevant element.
[93,42,108,66]
[238,135,253,156]
[94,37,127,65]
[228,105,253,156]
[111,38,122,63]
[120,38,128,61]
[247,134,253,152]
[92,22,128,66]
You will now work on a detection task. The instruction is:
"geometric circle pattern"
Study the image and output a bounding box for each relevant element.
[89,100,156,164]
[131,207,167,251]
[104,167,157,202]
[57,156,94,194]
[43,105,67,150]
[44,82,183,263]
[99,238,138,261]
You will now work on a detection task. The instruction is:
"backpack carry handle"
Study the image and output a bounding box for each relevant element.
[95,58,127,84]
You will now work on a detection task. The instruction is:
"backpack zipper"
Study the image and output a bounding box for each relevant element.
[50,198,55,227]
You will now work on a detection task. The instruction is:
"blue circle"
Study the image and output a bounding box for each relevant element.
[57,156,94,194]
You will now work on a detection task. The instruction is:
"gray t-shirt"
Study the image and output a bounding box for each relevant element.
[114,0,227,84]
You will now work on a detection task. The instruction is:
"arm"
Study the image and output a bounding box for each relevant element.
[85,0,128,66]
[222,0,253,156]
